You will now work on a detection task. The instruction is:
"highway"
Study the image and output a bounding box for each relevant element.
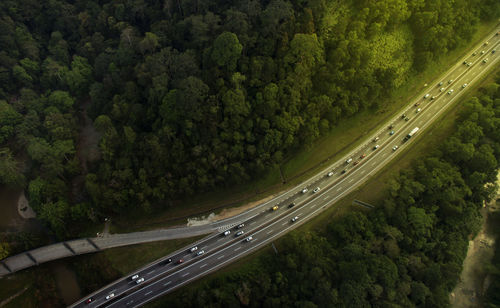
[71,28,500,308]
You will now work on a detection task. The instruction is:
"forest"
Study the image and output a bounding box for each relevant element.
[147,79,500,307]
[0,0,499,238]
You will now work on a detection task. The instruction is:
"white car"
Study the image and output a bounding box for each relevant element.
[223,230,231,236]
[483,58,488,63]
[106,293,115,300]
[373,144,380,150]
[392,145,399,151]
[467,62,472,66]
[431,96,436,100]
[291,216,299,222]
[447,89,454,95]
[237,223,245,229]
[190,246,198,252]
[481,50,485,54]
[346,158,353,164]
[131,274,139,280]
[440,87,445,92]
[424,94,430,98]
[462,83,467,88]
[373,137,379,142]
[327,172,334,177]
[301,188,308,194]
[236,230,244,236]
[313,187,320,193]
[448,79,453,84]
[136,277,145,284]
[196,250,205,256]
[416,108,421,113]
[245,236,253,242]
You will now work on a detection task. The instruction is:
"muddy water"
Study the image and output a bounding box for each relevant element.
[0,186,82,304]
[0,187,24,231]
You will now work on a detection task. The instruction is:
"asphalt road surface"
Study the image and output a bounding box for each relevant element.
[72,28,500,308]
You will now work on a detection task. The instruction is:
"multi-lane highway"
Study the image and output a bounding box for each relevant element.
[72,28,500,308]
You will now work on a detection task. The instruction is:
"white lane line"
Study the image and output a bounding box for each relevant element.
[282,221,288,226]
[265,214,271,218]
[360,170,365,174]
[200,264,207,269]
[249,221,256,225]
[126,301,134,305]
[323,196,329,200]
[145,291,153,296]
[382,153,387,157]
[337,187,342,192]
[181,272,190,277]
[217,237,224,242]
[234,247,242,252]
[200,246,207,250]
[267,230,274,234]
[372,162,377,166]
[311,203,318,209]
[217,255,225,260]
[147,270,155,275]
[163,281,171,286]
[348,178,354,183]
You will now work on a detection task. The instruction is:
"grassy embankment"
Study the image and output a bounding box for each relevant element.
[111,20,500,233]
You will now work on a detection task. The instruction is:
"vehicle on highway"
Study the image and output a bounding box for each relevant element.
[472,52,477,56]
[164,258,172,264]
[431,96,436,100]
[327,171,334,177]
[373,144,380,150]
[440,87,445,92]
[438,81,444,86]
[481,50,485,54]
[360,153,366,159]
[224,230,231,236]
[346,158,353,164]
[373,137,379,142]
[85,298,94,304]
[467,62,472,66]
[404,127,419,142]
[448,79,453,84]
[484,41,489,45]
[245,236,253,242]
[196,250,205,256]
[392,145,399,151]
[301,188,308,194]
[136,277,145,284]
[271,205,279,211]
[389,130,395,135]
[388,124,394,129]
[483,58,488,63]
[463,60,467,65]
[462,83,467,88]
[416,108,421,113]
[106,293,115,300]
[353,161,359,166]
[424,94,430,98]
[236,231,244,236]
[237,223,245,228]
[288,202,296,208]
[405,117,410,121]
[131,274,139,280]
[291,216,299,222]
[176,259,184,264]
[190,246,198,252]
[414,102,420,106]
[341,169,347,174]
[401,113,406,118]
[448,89,454,95]
[492,49,496,54]
[313,187,320,193]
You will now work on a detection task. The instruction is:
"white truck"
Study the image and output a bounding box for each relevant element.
[403,127,419,142]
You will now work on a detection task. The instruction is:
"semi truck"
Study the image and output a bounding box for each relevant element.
[403,127,419,141]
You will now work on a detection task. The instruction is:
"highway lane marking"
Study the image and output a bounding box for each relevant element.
[249,221,256,225]
[181,272,190,277]
[163,281,171,286]
[337,187,342,192]
[145,291,153,296]
[382,153,387,157]
[234,247,242,252]
[323,196,329,200]
[147,270,155,275]
[200,246,207,250]
[282,221,288,226]
[200,264,207,269]
[267,230,274,234]
[348,178,354,183]
[265,214,271,218]
[360,170,365,175]
[217,255,225,260]
[217,237,225,242]
[311,203,318,208]
[126,300,134,305]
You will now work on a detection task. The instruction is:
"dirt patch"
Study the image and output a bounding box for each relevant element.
[17,191,35,219]
[450,172,500,308]
[186,195,276,226]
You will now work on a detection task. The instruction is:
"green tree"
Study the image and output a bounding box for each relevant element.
[211,31,242,71]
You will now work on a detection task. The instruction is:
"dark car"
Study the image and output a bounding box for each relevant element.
[85,298,94,304]
[288,202,296,209]
[341,169,347,174]
[164,258,172,265]
[177,259,184,264]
